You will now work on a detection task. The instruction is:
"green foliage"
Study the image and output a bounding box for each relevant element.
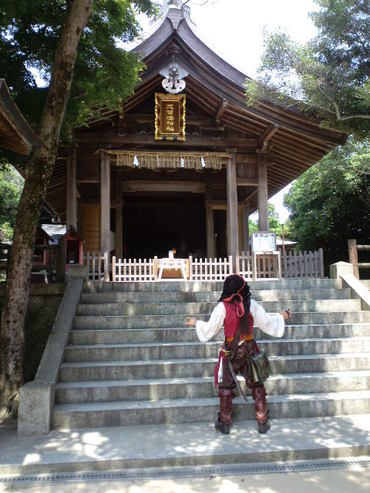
[284,139,370,265]
[266,203,282,236]
[0,0,158,136]
[248,203,291,238]
[0,164,24,241]
[248,219,258,234]
[246,0,370,137]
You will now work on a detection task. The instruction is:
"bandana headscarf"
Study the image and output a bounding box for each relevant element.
[221,274,246,318]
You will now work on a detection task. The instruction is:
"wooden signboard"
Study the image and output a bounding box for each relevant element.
[251,232,277,252]
[155,93,186,141]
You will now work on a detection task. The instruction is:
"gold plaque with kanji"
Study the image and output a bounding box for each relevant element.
[155,93,186,141]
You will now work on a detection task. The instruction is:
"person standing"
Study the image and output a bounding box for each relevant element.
[186,274,291,434]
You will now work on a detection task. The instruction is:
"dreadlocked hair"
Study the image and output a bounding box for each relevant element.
[219,274,251,335]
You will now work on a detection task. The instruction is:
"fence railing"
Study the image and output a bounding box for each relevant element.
[85,251,109,281]
[281,249,324,278]
[112,256,157,282]
[85,249,325,282]
[190,256,233,281]
[238,252,253,279]
[253,252,282,279]
[348,239,370,279]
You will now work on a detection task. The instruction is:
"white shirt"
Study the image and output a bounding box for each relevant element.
[195,299,285,342]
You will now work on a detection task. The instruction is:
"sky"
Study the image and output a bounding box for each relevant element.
[133,0,319,223]
[187,0,318,223]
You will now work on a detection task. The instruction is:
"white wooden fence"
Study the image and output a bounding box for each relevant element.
[237,252,253,279]
[85,249,324,281]
[112,256,157,282]
[190,256,233,281]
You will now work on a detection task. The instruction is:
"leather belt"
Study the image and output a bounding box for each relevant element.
[226,334,254,343]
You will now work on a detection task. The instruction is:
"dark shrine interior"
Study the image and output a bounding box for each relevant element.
[120,195,212,259]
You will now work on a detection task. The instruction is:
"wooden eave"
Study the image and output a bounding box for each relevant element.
[64,8,348,217]
[0,79,43,155]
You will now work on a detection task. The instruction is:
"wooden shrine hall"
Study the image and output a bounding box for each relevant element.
[0,79,42,156]
[45,2,346,266]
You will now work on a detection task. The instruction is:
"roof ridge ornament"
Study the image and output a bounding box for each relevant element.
[160,58,188,94]
[167,0,182,8]
[164,1,191,24]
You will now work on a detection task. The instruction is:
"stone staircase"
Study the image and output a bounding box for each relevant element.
[52,278,370,430]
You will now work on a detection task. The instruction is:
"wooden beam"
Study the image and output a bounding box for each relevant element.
[215,99,229,123]
[244,188,258,203]
[100,150,110,280]
[242,202,250,253]
[122,181,206,194]
[77,132,258,148]
[237,178,258,186]
[212,201,227,210]
[258,123,279,153]
[257,155,269,231]
[205,183,215,258]
[66,147,77,229]
[226,149,239,267]
[77,179,100,184]
[122,114,215,127]
[115,168,123,260]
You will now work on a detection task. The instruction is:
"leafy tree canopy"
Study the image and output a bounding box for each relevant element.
[0,164,23,242]
[283,139,370,265]
[245,0,370,137]
[267,203,283,237]
[0,0,157,137]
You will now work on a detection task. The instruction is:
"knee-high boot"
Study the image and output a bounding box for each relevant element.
[252,384,269,424]
[218,388,233,425]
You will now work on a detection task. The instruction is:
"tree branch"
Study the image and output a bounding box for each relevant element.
[337,114,370,121]
[316,82,370,122]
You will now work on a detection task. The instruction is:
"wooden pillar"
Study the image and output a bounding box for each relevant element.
[100,150,110,280]
[226,149,239,269]
[66,147,77,230]
[115,168,123,259]
[238,204,243,254]
[258,155,269,231]
[242,202,250,253]
[348,239,359,279]
[205,183,215,258]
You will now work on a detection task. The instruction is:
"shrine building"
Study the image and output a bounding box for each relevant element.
[45,2,346,265]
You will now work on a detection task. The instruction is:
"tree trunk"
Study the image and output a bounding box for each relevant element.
[0,0,93,420]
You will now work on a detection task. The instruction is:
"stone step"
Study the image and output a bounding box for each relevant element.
[69,323,370,345]
[63,337,370,362]
[55,370,370,404]
[59,353,370,382]
[51,390,370,428]
[84,278,342,293]
[76,299,361,316]
[80,288,351,304]
[73,311,370,330]
[1,416,369,476]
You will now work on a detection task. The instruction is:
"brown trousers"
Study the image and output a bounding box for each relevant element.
[218,339,269,425]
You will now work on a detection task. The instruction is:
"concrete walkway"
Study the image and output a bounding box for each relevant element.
[1,415,370,476]
[0,414,369,493]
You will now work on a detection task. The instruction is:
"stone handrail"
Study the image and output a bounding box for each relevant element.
[330,261,370,311]
[18,265,87,436]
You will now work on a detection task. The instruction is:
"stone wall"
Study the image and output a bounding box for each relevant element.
[0,283,65,382]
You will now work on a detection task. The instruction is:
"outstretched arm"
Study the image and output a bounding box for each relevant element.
[185,302,226,342]
[250,299,291,338]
